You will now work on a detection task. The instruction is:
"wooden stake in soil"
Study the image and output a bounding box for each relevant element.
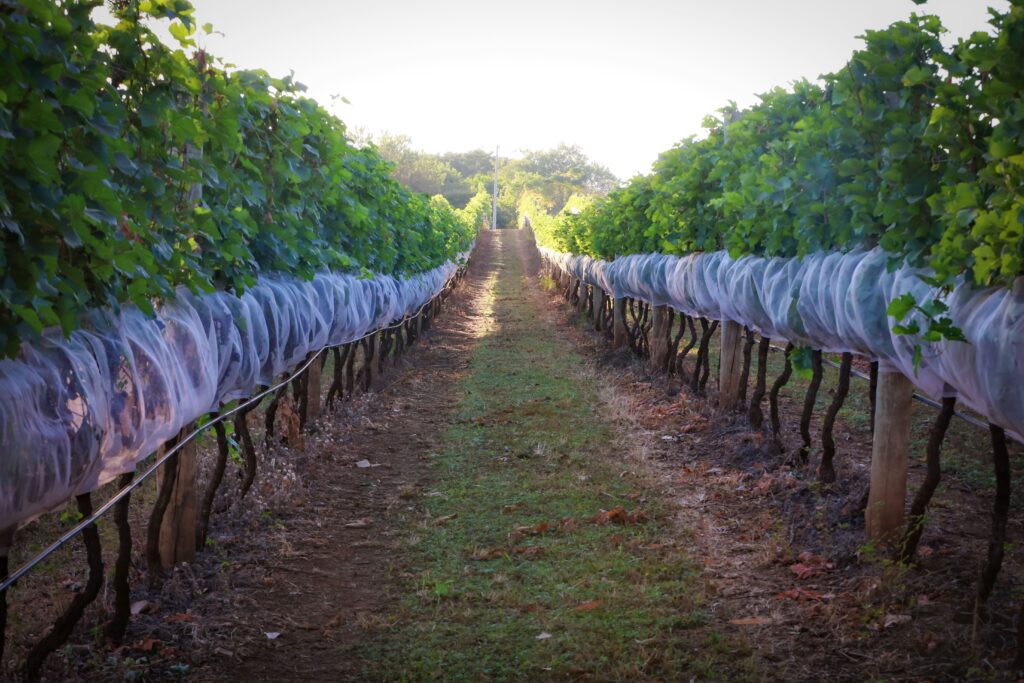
[612,297,629,349]
[649,305,672,373]
[865,368,914,543]
[869,360,879,434]
[718,320,744,410]
[156,427,198,569]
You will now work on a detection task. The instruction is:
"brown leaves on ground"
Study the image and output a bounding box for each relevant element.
[590,506,647,526]
[512,520,551,537]
[575,599,603,611]
[789,551,834,580]
[131,638,160,653]
[469,508,646,563]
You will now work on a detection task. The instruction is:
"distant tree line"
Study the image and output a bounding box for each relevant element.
[353,131,619,228]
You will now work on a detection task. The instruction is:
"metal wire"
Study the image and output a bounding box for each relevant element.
[0,269,463,594]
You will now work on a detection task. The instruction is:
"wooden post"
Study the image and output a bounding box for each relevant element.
[718,320,743,410]
[305,353,323,421]
[866,369,914,543]
[157,430,197,568]
[648,306,672,373]
[612,297,629,349]
[594,288,606,332]
[155,52,203,570]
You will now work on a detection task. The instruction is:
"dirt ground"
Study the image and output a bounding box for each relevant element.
[4,228,1023,681]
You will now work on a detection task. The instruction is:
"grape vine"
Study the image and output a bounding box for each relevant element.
[0,0,482,357]
[534,3,1023,318]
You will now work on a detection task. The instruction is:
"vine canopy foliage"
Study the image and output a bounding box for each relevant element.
[536,2,1024,301]
[0,0,481,357]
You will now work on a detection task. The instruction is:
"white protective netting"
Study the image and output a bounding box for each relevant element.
[0,252,469,535]
[541,245,1024,441]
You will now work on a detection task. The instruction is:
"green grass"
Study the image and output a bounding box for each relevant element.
[358,237,759,681]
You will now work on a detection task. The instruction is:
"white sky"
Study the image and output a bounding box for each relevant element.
[175,0,1004,179]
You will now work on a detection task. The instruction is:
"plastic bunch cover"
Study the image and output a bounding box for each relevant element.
[0,252,469,536]
[541,246,1024,441]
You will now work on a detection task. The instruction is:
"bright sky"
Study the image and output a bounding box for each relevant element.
[179,0,1005,180]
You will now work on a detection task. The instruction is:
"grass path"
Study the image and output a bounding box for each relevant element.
[358,231,757,681]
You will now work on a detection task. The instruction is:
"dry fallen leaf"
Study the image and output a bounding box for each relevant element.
[789,550,834,579]
[576,599,603,611]
[513,546,545,559]
[434,513,457,526]
[513,521,551,536]
[344,517,374,529]
[605,507,628,524]
[536,632,553,640]
[132,638,159,652]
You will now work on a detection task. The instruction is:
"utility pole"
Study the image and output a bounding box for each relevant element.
[492,144,499,230]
